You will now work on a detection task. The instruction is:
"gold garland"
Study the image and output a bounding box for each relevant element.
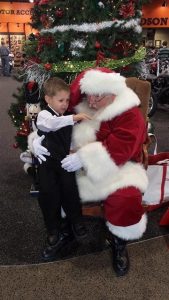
[52,47,146,73]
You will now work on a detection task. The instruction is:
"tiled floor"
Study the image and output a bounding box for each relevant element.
[0,236,169,300]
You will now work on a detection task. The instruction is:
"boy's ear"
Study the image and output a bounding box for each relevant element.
[44,95,50,104]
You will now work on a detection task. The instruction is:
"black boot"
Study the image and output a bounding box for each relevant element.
[42,230,74,261]
[72,221,87,240]
[111,235,130,277]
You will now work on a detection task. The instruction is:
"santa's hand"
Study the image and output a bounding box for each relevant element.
[33,135,50,164]
[61,153,82,172]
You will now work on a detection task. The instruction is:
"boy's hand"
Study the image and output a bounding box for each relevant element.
[73,113,92,122]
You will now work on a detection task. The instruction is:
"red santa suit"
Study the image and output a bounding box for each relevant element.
[70,69,148,241]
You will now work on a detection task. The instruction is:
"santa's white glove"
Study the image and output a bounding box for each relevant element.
[61,153,82,172]
[33,135,50,164]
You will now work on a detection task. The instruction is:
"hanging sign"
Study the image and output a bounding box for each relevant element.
[141,18,169,27]
[0,2,34,23]
[142,0,169,28]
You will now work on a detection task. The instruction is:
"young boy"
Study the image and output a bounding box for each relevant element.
[36,77,90,261]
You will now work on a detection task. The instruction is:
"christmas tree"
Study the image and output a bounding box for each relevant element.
[9,0,150,152]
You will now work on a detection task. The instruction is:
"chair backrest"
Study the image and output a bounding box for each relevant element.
[126,77,151,121]
[126,77,152,169]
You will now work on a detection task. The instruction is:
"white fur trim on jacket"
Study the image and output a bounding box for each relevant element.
[75,100,96,117]
[27,130,38,155]
[80,70,127,96]
[76,160,148,202]
[106,214,147,241]
[97,87,140,122]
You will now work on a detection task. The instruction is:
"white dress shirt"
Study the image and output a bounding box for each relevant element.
[37,105,74,133]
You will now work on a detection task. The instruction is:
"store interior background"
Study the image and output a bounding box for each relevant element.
[1,0,169,67]
[0,1,35,67]
[142,0,169,48]
[142,28,169,48]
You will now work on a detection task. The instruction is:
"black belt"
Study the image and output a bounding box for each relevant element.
[1,55,8,57]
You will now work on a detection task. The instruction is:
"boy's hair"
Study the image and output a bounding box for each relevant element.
[162,40,168,47]
[43,77,70,97]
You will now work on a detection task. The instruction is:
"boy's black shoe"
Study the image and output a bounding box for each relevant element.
[42,231,74,261]
[72,222,87,240]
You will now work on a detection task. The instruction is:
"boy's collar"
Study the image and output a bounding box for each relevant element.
[48,105,62,116]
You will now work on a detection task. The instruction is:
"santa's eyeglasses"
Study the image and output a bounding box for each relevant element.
[87,94,107,103]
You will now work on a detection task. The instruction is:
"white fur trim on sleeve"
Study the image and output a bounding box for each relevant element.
[76,161,148,203]
[106,214,147,241]
[27,130,38,155]
[77,141,119,182]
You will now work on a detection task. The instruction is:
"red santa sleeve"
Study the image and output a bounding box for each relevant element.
[101,109,146,166]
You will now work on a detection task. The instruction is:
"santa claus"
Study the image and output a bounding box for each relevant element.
[61,67,148,277]
[30,67,149,276]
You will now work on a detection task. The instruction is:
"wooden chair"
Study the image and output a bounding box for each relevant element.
[82,77,151,217]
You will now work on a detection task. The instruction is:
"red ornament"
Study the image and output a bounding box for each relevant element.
[40,14,49,27]
[44,63,52,71]
[17,131,27,137]
[55,8,64,18]
[37,36,54,52]
[112,40,133,57]
[13,143,19,149]
[95,41,101,49]
[121,65,131,72]
[111,55,118,60]
[17,121,30,137]
[119,2,135,18]
[34,0,40,5]
[27,81,36,91]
